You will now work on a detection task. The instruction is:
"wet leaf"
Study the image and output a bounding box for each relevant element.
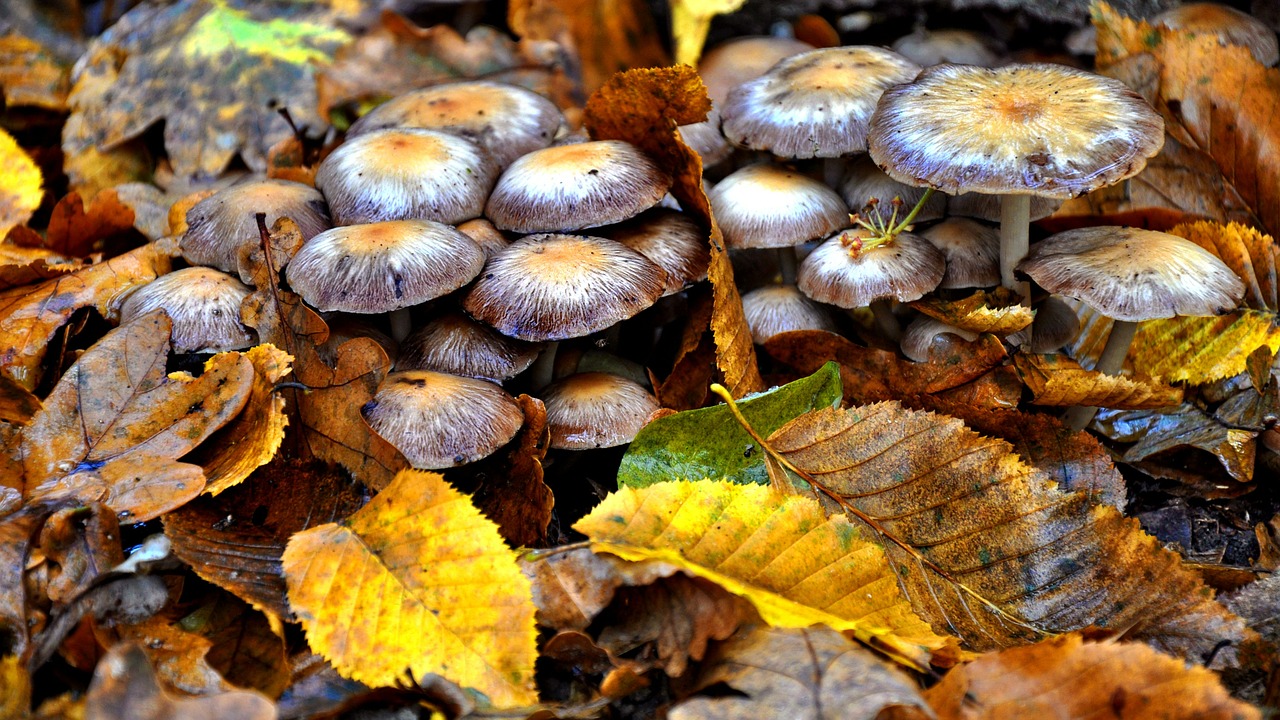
[1097,405,1258,483]
[0,127,43,239]
[922,633,1260,719]
[20,313,254,522]
[670,0,747,66]
[0,240,172,392]
[84,643,275,720]
[1013,354,1182,409]
[575,480,953,670]
[584,65,764,396]
[98,614,233,696]
[0,373,41,425]
[283,469,538,706]
[0,503,52,660]
[669,625,929,720]
[769,402,1249,662]
[910,288,1034,336]
[618,362,841,488]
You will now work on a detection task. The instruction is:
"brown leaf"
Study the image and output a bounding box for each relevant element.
[584,66,764,397]
[0,373,41,425]
[509,0,667,97]
[923,633,1260,719]
[669,625,929,720]
[163,458,369,618]
[84,643,275,720]
[44,190,138,258]
[37,503,122,605]
[180,592,289,699]
[1224,573,1280,672]
[21,313,254,522]
[0,240,172,392]
[1013,353,1183,409]
[769,402,1250,663]
[0,503,51,660]
[654,288,716,411]
[0,33,71,110]
[523,547,632,631]
[1097,404,1258,483]
[0,241,83,292]
[97,615,229,696]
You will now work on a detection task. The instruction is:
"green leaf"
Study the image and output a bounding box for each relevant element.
[618,362,841,488]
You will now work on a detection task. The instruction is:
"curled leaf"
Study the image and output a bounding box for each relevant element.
[1014,353,1182,409]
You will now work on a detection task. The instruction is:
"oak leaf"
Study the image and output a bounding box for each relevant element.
[574,480,953,670]
[768,402,1249,662]
[1013,353,1182,409]
[283,469,538,707]
[0,241,82,292]
[0,127,43,239]
[42,189,139,258]
[910,288,1034,336]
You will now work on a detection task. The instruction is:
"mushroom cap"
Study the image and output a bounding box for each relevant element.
[679,108,734,168]
[347,80,567,168]
[901,317,980,363]
[541,372,660,449]
[920,217,1000,289]
[741,284,839,344]
[840,155,946,224]
[456,218,510,259]
[1154,3,1279,67]
[396,311,543,382]
[709,163,850,249]
[1016,227,1245,322]
[485,140,673,233]
[1024,295,1081,353]
[181,179,331,274]
[869,63,1165,199]
[720,46,921,158]
[945,191,1063,222]
[798,228,946,308]
[363,370,524,469]
[119,267,257,353]
[698,36,815,105]
[596,208,709,296]
[462,233,667,342]
[315,128,496,226]
[891,28,1002,68]
[286,220,486,314]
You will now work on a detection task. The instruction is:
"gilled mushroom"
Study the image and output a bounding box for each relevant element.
[741,284,839,344]
[396,311,543,383]
[891,28,1002,68]
[541,372,661,450]
[118,267,257,353]
[596,208,710,296]
[920,217,1000,290]
[901,316,979,363]
[181,179,331,276]
[840,156,946,227]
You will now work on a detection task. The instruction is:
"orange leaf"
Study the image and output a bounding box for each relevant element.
[44,189,137,258]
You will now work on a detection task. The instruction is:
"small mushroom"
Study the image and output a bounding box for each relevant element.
[741,284,839,344]
[920,217,1000,290]
[181,179,331,275]
[596,208,710,296]
[119,267,257,353]
[396,311,543,382]
[839,156,946,226]
[541,372,661,450]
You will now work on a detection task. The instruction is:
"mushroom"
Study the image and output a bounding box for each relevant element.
[1017,226,1245,429]
[540,372,661,450]
[901,316,979,363]
[741,284,839,344]
[891,28,1002,68]
[920,217,1000,290]
[181,178,331,276]
[839,156,946,227]
[596,208,710,297]
[118,267,257,353]
[396,311,543,383]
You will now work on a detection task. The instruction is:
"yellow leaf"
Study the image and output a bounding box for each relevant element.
[1013,353,1182,409]
[574,480,952,669]
[1168,221,1279,312]
[910,288,1034,336]
[282,469,538,707]
[1132,310,1280,384]
[195,344,292,496]
[670,0,747,66]
[0,127,42,238]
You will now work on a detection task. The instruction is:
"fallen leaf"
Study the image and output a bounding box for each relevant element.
[97,614,231,696]
[922,633,1260,719]
[0,241,83,292]
[283,469,538,707]
[20,313,253,522]
[43,190,139,258]
[1097,404,1258,483]
[0,240,172,392]
[179,592,290,699]
[1224,573,1280,672]
[1170,221,1278,311]
[1013,353,1183,409]
[653,288,717,411]
[37,503,122,605]
[0,127,43,238]
[910,288,1034,336]
[575,480,954,670]
[0,503,52,660]
[0,655,30,718]
[0,33,71,110]
[769,402,1249,662]
[584,65,764,396]
[0,373,41,425]
[618,362,841,488]
[84,643,275,720]
[670,0,746,66]
[523,547,632,631]
[669,625,929,720]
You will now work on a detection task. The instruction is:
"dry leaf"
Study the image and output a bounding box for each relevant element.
[0,33,71,110]
[0,241,83,292]
[37,503,122,605]
[84,643,275,720]
[1224,574,1280,671]
[0,373,41,425]
[0,240,172,392]
[283,469,538,707]
[20,313,254,522]
[0,127,43,239]
[923,633,1260,719]
[1171,221,1279,311]
[669,625,929,720]
[177,593,290,699]
[1013,353,1183,409]
[910,288,1034,336]
[43,190,138,258]
[584,65,764,397]
[98,615,232,696]
[654,288,716,410]
[574,480,953,669]
[769,402,1249,662]
[0,504,52,660]
[523,547,632,631]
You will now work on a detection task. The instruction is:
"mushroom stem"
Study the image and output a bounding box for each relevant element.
[777,246,799,285]
[999,194,1031,301]
[1063,319,1139,431]
[389,308,413,343]
[530,341,560,392]
[870,298,902,342]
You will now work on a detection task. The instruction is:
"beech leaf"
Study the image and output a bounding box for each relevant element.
[0,127,42,238]
[910,289,1034,337]
[1013,353,1182,409]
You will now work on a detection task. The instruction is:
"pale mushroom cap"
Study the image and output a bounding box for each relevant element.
[485,140,673,233]
[709,163,850,249]
[920,217,1000,289]
[363,370,524,469]
[901,317,980,363]
[347,81,567,167]
[596,208,709,296]
[1017,227,1246,322]
[119,267,257,353]
[720,46,921,158]
[798,228,946,308]
[869,63,1165,199]
[456,218,510,259]
[699,36,815,105]
[741,284,839,344]
[541,372,660,450]
[1155,3,1279,67]
[840,155,946,224]
[945,191,1063,222]
[462,234,667,342]
[315,128,496,225]
[891,28,1002,68]
[286,220,486,314]
[396,311,543,382]
[181,179,331,273]
[679,108,734,168]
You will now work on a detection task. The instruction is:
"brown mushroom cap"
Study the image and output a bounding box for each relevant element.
[741,284,839,344]
[119,267,257,353]
[920,217,1000,289]
[709,163,849,249]
[286,220,486,314]
[840,155,946,224]
[396,311,543,382]
[698,36,815,105]
[1154,3,1279,67]
[596,208,710,296]
[891,28,1002,68]
[462,234,667,342]
[315,128,496,226]
[798,228,946,308]
[181,179,331,274]
[869,63,1165,199]
[485,140,673,233]
[720,46,921,158]
[541,372,660,449]
[679,109,734,168]
[456,218,510,259]
[346,80,567,168]
[363,370,523,469]
[1016,227,1245,322]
